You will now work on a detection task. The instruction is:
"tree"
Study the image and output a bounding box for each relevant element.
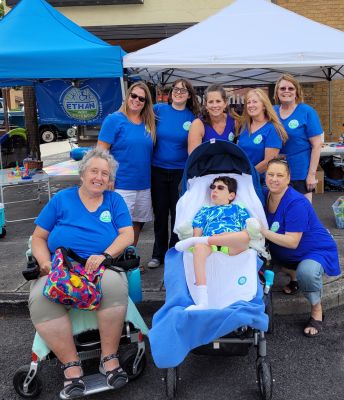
[0,1,4,19]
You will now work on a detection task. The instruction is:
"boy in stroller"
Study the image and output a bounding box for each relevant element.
[175,175,263,310]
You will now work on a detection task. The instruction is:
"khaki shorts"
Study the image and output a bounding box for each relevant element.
[115,188,153,223]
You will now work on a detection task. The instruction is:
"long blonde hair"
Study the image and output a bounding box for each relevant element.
[120,81,156,143]
[274,74,304,105]
[239,88,288,143]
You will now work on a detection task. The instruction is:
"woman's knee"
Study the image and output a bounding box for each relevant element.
[296,260,324,292]
[100,269,128,310]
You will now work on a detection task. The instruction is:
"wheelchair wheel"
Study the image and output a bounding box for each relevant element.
[13,365,43,398]
[256,357,273,400]
[121,347,147,381]
[165,367,178,399]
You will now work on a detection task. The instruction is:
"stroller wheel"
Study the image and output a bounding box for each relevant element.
[13,365,43,398]
[256,358,273,400]
[121,347,147,381]
[165,367,178,399]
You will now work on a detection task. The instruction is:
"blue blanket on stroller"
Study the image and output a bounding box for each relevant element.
[149,249,268,368]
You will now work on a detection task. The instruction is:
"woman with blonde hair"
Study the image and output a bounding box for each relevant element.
[273,74,323,202]
[237,88,288,175]
[98,81,156,246]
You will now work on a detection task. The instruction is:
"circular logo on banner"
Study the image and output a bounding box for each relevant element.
[60,85,101,122]
[238,276,247,286]
[270,221,280,232]
[253,134,263,144]
[228,132,235,142]
[183,121,192,131]
[100,211,112,223]
[288,119,299,129]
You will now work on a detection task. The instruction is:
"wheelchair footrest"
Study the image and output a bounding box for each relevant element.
[59,373,110,398]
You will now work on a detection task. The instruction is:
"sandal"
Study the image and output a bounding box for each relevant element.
[99,353,128,390]
[60,360,85,399]
[304,316,323,338]
[282,280,299,295]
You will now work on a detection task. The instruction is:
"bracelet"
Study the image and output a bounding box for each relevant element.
[102,252,113,262]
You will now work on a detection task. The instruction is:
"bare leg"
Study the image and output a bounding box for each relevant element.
[133,222,142,247]
[193,243,212,285]
[304,302,323,335]
[97,305,127,371]
[208,231,250,255]
[282,268,298,294]
[35,315,81,379]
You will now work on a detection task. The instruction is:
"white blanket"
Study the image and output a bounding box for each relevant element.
[184,249,258,309]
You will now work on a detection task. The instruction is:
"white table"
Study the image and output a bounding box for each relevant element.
[0,169,51,223]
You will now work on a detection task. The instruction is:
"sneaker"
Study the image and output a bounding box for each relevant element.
[147,258,161,269]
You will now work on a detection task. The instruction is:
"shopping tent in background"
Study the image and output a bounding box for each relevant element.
[124,0,344,86]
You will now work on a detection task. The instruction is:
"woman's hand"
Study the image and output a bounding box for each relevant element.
[306,173,318,192]
[85,254,106,274]
[39,260,52,277]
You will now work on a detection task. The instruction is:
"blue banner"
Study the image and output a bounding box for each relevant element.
[35,78,122,125]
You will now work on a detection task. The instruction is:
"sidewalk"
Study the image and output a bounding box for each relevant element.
[0,142,343,315]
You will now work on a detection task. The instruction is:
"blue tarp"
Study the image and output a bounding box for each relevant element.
[0,0,125,84]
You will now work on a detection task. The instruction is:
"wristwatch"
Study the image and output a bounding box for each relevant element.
[102,252,113,264]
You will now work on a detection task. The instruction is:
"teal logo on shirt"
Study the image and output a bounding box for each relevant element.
[183,121,192,131]
[288,119,299,129]
[228,132,235,142]
[253,134,263,144]
[100,211,112,223]
[270,221,280,232]
[238,276,247,285]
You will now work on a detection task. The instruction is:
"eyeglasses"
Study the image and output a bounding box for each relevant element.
[209,183,227,191]
[278,86,296,92]
[172,87,188,94]
[129,92,146,103]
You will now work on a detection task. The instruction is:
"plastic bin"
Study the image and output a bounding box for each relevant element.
[332,196,344,229]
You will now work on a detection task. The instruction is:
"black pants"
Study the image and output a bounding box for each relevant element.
[151,166,183,262]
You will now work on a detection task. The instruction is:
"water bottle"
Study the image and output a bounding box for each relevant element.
[0,203,5,228]
[127,268,142,303]
[264,270,275,295]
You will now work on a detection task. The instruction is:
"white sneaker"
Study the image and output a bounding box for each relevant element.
[147,258,161,269]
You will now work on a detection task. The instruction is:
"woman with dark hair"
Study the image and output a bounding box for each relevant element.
[97,81,156,247]
[273,74,323,202]
[261,158,340,336]
[187,84,236,154]
[148,79,200,269]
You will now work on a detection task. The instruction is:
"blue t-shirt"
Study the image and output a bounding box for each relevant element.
[192,203,250,237]
[238,121,282,168]
[153,103,195,169]
[202,114,236,143]
[274,103,323,180]
[35,187,132,259]
[264,187,340,276]
[98,112,153,190]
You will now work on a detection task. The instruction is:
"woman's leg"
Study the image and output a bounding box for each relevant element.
[296,259,324,335]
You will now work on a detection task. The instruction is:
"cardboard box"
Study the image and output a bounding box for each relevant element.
[315,165,324,194]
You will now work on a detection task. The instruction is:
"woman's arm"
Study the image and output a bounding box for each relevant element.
[261,227,302,249]
[32,226,52,276]
[85,226,134,273]
[188,119,205,155]
[306,135,322,190]
[97,140,111,151]
[255,148,280,174]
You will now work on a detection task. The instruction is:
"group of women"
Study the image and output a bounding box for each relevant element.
[28,74,339,397]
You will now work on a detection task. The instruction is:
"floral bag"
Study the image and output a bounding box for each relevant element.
[43,247,105,311]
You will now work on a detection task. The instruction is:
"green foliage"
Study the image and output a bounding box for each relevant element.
[0,2,4,19]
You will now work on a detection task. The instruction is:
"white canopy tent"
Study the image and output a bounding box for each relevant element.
[123,0,344,87]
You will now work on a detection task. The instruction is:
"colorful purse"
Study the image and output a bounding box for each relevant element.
[43,247,105,311]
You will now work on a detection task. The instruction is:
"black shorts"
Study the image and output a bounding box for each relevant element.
[290,180,314,194]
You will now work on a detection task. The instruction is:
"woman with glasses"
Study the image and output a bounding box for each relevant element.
[188,84,236,154]
[261,158,340,336]
[97,81,156,247]
[274,74,323,203]
[148,79,200,269]
[237,88,288,177]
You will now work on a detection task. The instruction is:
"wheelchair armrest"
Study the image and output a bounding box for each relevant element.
[22,255,40,281]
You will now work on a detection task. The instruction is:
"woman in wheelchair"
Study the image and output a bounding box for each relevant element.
[29,149,134,399]
[175,176,263,310]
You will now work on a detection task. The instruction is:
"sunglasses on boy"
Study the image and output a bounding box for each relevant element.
[209,183,228,191]
[129,92,146,103]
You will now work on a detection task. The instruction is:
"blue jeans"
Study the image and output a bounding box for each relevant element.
[296,259,324,305]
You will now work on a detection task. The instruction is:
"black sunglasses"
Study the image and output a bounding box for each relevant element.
[209,183,227,191]
[129,92,146,103]
[278,86,295,92]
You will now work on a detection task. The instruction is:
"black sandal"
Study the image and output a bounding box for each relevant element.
[282,280,299,295]
[99,353,128,390]
[304,316,323,338]
[60,360,85,400]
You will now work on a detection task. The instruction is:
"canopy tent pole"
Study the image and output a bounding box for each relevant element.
[120,77,126,102]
